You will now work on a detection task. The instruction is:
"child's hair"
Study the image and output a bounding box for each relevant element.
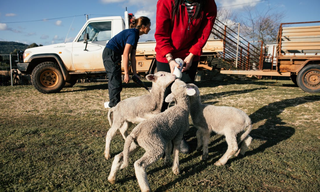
[172,0,205,21]
[131,16,151,29]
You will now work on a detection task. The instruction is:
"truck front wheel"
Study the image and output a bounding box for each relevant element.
[31,61,65,93]
[297,64,320,93]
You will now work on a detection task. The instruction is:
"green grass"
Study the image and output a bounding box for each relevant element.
[0,78,319,191]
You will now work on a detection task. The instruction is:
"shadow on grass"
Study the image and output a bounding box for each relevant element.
[246,95,320,156]
[194,78,293,88]
[200,87,267,103]
[62,81,153,93]
[61,76,294,93]
[154,94,320,191]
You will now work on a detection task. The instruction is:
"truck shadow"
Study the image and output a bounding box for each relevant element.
[62,81,152,93]
[195,78,295,89]
[62,78,294,93]
[199,87,267,104]
[242,95,320,157]
[154,95,320,192]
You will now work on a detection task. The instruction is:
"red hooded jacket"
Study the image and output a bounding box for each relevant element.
[155,0,217,63]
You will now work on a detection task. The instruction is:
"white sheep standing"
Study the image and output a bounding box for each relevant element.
[188,83,252,166]
[108,79,196,192]
[104,71,176,160]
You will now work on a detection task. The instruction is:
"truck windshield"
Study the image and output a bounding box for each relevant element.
[78,21,112,42]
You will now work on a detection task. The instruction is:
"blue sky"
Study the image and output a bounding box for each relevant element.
[0,0,319,46]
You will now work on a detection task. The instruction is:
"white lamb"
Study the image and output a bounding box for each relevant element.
[188,83,252,166]
[108,79,196,192]
[104,71,176,159]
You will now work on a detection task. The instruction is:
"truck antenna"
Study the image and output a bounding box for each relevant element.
[65,16,75,43]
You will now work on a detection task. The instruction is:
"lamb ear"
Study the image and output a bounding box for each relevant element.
[146,74,156,82]
[187,83,196,89]
[165,93,174,103]
[186,88,196,96]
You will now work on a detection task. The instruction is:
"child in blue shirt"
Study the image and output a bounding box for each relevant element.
[103,16,151,108]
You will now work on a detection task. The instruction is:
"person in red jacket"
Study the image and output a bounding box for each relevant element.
[155,0,217,153]
[155,0,217,81]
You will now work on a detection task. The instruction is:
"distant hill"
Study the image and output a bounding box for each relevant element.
[0,41,28,54]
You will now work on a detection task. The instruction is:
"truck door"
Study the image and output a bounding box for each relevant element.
[72,21,112,72]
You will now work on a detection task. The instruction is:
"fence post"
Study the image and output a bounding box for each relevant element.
[223,25,227,61]
[259,41,264,70]
[235,23,240,69]
[10,54,13,86]
[240,47,243,70]
[246,43,250,70]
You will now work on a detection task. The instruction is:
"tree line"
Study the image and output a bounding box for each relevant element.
[0,41,41,55]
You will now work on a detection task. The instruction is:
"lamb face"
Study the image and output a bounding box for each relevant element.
[146,71,176,91]
[165,79,196,104]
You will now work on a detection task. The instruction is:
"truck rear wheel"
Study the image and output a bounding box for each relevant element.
[297,64,320,93]
[31,61,65,93]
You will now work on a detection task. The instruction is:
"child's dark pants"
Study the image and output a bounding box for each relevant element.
[103,47,122,108]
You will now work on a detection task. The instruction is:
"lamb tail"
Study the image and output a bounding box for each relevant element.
[107,108,113,127]
[239,122,252,143]
[237,118,253,156]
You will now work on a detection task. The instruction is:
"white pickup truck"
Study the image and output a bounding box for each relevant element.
[17,11,223,93]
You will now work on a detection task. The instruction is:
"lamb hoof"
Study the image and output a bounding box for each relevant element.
[214,161,224,166]
[108,177,116,184]
[172,168,180,175]
[104,152,111,160]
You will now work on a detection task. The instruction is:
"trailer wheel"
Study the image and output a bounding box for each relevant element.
[297,64,320,93]
[31,61,65,93]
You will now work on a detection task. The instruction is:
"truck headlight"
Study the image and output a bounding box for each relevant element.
[23,51,31,62]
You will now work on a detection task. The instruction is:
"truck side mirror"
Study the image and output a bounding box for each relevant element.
[84,33,89,42]
[84,33,89,51]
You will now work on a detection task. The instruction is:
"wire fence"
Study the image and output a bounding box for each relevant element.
[0,54,17,86]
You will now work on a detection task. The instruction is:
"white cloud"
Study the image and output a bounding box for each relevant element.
[134,10,155,19]
[5,13,16,17]
[101,0,155,5]
[0,23,7,30]
[52,35,64,42]
[53,35,60,40]
[55,20,62,26]
[216,0,261,10]
[0,24,22,33]
[26,32,36,37]
[41,35,49,39]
